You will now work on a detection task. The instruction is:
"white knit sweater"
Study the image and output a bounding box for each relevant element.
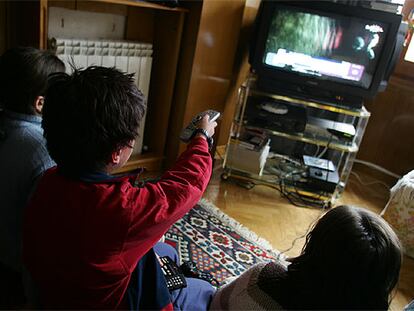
[210,262,285,311]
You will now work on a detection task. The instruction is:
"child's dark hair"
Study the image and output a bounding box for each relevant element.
[0,47,65,114]
[282,205,401,310]
[42,66,146,175]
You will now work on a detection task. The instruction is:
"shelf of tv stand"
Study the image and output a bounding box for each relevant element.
[222,166,333,202]
[114,152,164,174]
[247,88,370,118]
[236,122,359,153]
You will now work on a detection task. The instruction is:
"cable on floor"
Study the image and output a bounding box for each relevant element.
[349,171,391,190]
[354,159,401,179]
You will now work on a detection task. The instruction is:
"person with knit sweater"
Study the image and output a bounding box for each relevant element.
[0,47,65,273]
[210,205,402,310]
[0,48,65,306]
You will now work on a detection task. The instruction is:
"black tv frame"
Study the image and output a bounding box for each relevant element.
[250,1,402,108]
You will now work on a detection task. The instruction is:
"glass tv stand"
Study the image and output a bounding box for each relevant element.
[222,75,370,208]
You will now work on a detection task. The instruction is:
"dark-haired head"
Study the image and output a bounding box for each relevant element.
[0,47,65,114]
[42,66,146,175]
[286,205,401,310]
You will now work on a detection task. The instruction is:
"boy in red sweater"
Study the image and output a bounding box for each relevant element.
[23,66,217,310]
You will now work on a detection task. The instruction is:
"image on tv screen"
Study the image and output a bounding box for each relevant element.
[263,7,389,89]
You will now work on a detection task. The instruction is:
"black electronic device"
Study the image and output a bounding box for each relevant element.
[179,110,220,143]
[307,116,356,141]
[303,155,335,172]
[158,256,187,291]
[244,96,307,133]
[307,167,340,193]
[179,261,218,286]
[249,1,402,107]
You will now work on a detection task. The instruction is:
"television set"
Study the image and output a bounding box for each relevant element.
[249,1,403,108]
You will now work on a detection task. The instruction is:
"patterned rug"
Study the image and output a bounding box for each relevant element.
[165,199,284,283]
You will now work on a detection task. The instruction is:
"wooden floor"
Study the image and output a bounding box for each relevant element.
[203,159,414,311]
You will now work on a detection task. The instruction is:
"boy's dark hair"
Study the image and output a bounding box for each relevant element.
[42,66,146,174]
[280,205,401,310]
[0,47,65,114]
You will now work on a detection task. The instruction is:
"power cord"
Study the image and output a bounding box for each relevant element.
[276,204,326,260]
[276,137,335,259]
[278,170,329,209]
[353,159,401,179]
[279,135,334,209]
[350,171,390,190]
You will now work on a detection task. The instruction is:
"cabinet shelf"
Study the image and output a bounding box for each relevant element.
[247,87,370,118]
[81,0,188,12]
[114,152,164,174]
[239,123,359,153]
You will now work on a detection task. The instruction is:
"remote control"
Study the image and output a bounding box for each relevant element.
[159,256,187,291]
[179,261,219,286]
[179,110,220,143]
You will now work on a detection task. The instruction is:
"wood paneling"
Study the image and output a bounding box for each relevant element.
[76,1,128,16]
[6,1,41,48]
[48,0,187,13]
[94,0,188,13]
[48,0,76,10]
[359,77,414,175]
[40,0,48,49]
[144,10,185,156]
[217,0,260,146]
[165,1,202,168]
[166,0,246,167]
[125,6,155,43]
[182,0,245,125]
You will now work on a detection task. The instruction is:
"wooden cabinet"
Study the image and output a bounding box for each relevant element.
[7,0,189,173]
[6,0,246,173]
[163,0,246,168]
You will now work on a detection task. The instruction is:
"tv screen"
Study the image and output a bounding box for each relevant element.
[263,7,388,89]
[250,1,402,105]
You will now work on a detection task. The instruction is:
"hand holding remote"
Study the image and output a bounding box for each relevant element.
[179,110,220,144]
[195,114,217,139]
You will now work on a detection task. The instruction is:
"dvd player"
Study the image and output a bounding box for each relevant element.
[307,117,355,140]
[307,167,340,193]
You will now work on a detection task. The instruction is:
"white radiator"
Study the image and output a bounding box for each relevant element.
[55,38,153,156]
